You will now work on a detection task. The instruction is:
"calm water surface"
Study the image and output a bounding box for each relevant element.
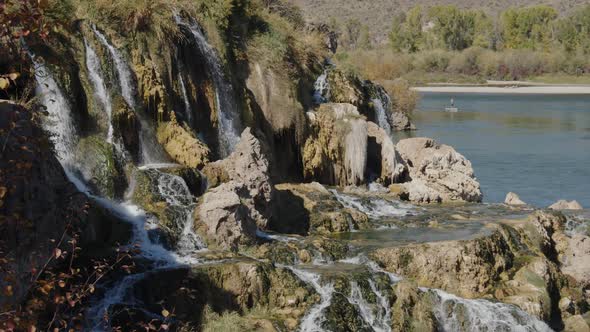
[396,92,590,207]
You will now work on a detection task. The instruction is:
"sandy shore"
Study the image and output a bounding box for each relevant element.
[412,84,590,95]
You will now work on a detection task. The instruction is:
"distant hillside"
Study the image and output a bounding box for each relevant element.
[289,0,587,43]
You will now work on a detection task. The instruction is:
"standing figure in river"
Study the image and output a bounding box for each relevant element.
[451,98,455,107]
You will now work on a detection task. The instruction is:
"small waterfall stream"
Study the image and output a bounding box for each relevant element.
[288,267,335,332]
[84,39,114,143]
[175,15,241,157]
[313,69,330,104]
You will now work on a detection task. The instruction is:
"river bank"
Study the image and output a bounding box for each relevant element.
[412,82,590,94]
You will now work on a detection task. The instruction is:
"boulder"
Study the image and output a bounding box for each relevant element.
[195,181,258,251]
[366,121,408,185]
[391,111,416,131]
[156,117,210,169]
[395,137,482,203]
[505,192,527,206]
[203,128,274,229]
[549,200,584,211]
[555,232,590,286]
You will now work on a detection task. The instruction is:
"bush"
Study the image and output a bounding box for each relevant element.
[448,47,484,74]
[412,49,451,72]
[382,79,419,114]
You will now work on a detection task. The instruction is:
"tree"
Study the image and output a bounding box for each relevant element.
[389,6,423,52]
[556,5,590,53]
[501,6,558,50]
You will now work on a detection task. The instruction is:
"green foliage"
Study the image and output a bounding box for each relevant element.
[389,6,423,52]
[500,6,558,50]
[555,5,590,53]
[427,5,477,51]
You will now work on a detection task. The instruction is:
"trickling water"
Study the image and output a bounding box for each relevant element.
[369,279,392,332]
[177,63,193,125]
[313,70,330,104]
[372,98,392,135]
[372,86,393,134]
[175,15,241,157]
[288,267,334,332]
[428,289,553,332]
[84,39,114,143]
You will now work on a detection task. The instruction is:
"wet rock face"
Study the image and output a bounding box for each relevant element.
[395,137,482,203]
[112,96,140,159]
[303,103,368,186]
[366,122,409,185]
[156,117,210,169]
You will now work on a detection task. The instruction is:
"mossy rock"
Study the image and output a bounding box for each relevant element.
[75,135,127,199]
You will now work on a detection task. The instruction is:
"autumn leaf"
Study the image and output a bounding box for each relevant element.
[0,77,9,90]
[0,186,6,199]
[161,309,170,318]
[54,248,62,259]
[58,280,66,288]
[4,285,13,296]
[7,73,20,81]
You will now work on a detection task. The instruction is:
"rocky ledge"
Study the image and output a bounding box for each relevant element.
[371,210,590,330]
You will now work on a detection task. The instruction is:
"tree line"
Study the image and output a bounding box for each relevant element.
[389,4,590,54]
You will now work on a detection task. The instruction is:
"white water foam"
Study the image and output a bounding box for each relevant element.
[372,98,392,135]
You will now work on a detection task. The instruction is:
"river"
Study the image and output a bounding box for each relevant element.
[397,92,590,207]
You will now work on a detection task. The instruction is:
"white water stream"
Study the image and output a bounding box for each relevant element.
[84,38,114,143]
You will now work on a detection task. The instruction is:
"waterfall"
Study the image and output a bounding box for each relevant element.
[288,267,334,332]
[32,59,78,165]
[155,171,206,253]
[91,25,136,109]
[347,281,392,332]
[84,39,114,143]
[32,53,204,329]
[175,15,241,157]
[369,279,392,331]
[313,69,330,104]
[177,67,193,125]
[428,289,553,332]
[372,98,392,135]
[344,119,368,185]
[92,25,168,165]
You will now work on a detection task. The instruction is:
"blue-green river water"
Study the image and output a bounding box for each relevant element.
[396,92,590,207]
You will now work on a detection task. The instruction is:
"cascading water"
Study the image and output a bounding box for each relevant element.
[175,60,194,125]
[428,288,553,332]
[175,15,241,157]
[313,69,330,104]
[91,25,136,109]
[371,86,394,135]
[372,98,392,135]
[84,39,114,143]
[347,281,392,332]
[33,50,205,329]
[92,25,167,165]
[288,268,335,332]
[32,58,78,165]
[330,189,414,219]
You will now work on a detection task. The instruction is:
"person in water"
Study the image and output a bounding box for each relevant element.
[450,98,455,107]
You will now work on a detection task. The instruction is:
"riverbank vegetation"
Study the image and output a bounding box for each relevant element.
[331,4,590,85]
